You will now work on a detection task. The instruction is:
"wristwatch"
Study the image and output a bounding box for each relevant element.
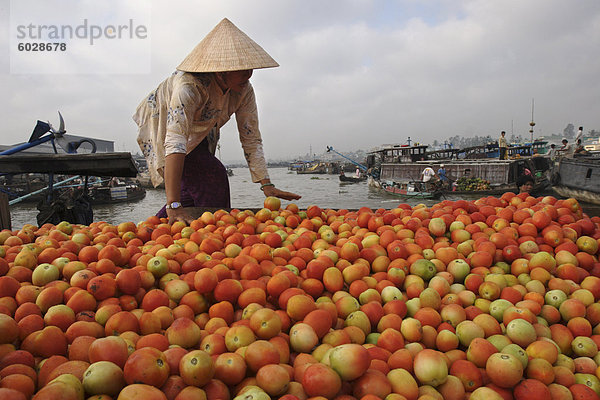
[166,201,182,210]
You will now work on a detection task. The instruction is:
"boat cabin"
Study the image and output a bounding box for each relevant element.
[458,145,489,160]
[531,140,549,155]
[367,144,429,167]
[507,145,533,158]
[426,148,461,160]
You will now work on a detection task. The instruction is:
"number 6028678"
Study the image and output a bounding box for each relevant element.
[17,42,66,51]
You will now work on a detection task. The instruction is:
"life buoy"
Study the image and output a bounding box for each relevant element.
[551,172,561,185]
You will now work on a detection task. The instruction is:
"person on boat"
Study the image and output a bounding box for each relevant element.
[517,175,534,194]
[548,143,557,161]
[559,139,575,158]
[576,126,584,143]
[421,165,436,183]
[133,18,301,224]
[355,168,361,178]
[437,164,450,189]
[498,131,508,160]
[109,177,123,187]
[574,139,588,156]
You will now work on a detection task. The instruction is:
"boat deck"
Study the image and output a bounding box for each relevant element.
[0,152,139,177]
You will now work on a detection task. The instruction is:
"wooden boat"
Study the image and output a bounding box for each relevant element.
[0,113,143,227]
[380,180,441,199]
[0,173,51,203]
[326,146,369,180]
[367,143,552,196]
[339,174,367,183]
[2,174,147,205]
[288,161,306,171]
[295,161,329,174]
[551,155,600,204]
[87,179,146,205]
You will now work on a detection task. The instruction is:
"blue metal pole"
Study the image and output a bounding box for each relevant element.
[8,175,81,205]
[326,146,368,171]
[0,134,54,155]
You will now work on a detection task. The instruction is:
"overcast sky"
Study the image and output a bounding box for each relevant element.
[1,0,599,163]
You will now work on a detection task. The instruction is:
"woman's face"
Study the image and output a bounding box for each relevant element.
[519,181,534,193]
[219,70,253,93]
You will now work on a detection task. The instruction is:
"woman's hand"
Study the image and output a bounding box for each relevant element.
[262,185,301,201]
[166,207,195,225]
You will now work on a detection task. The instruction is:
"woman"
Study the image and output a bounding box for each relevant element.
[134,19,300,224]
[517,175,534,194]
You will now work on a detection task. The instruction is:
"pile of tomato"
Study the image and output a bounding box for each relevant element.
[1,192,600,400]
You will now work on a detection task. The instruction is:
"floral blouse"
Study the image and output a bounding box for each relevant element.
[133,71,269,187]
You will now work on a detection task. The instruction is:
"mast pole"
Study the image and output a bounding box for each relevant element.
[529,98,536,143]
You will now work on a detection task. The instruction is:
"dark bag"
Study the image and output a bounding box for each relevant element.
[37,189,93,226]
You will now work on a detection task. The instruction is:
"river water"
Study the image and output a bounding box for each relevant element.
[8,166,594,229]
[9,167,444,228]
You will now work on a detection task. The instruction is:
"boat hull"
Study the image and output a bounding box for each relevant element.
[382,185,440,199]
[372,177,442,199]
[339,175,366,183]
[375,158,551,196]
[551,157,600,204]
[89,186,146,205]
[380,160,510,186]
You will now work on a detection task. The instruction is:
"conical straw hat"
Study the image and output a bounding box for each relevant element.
[177,18,279,73]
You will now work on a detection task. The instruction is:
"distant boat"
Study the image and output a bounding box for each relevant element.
[296,162,328,174]
[339,174,367,183]
[288,161,307,171]
[379,180,441,199]
[326,146,369,180]
[136,171,164,189]
[0,173,51,203]
[1,175,146,206]
[87,178,146,205]
[367,143,552,196]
